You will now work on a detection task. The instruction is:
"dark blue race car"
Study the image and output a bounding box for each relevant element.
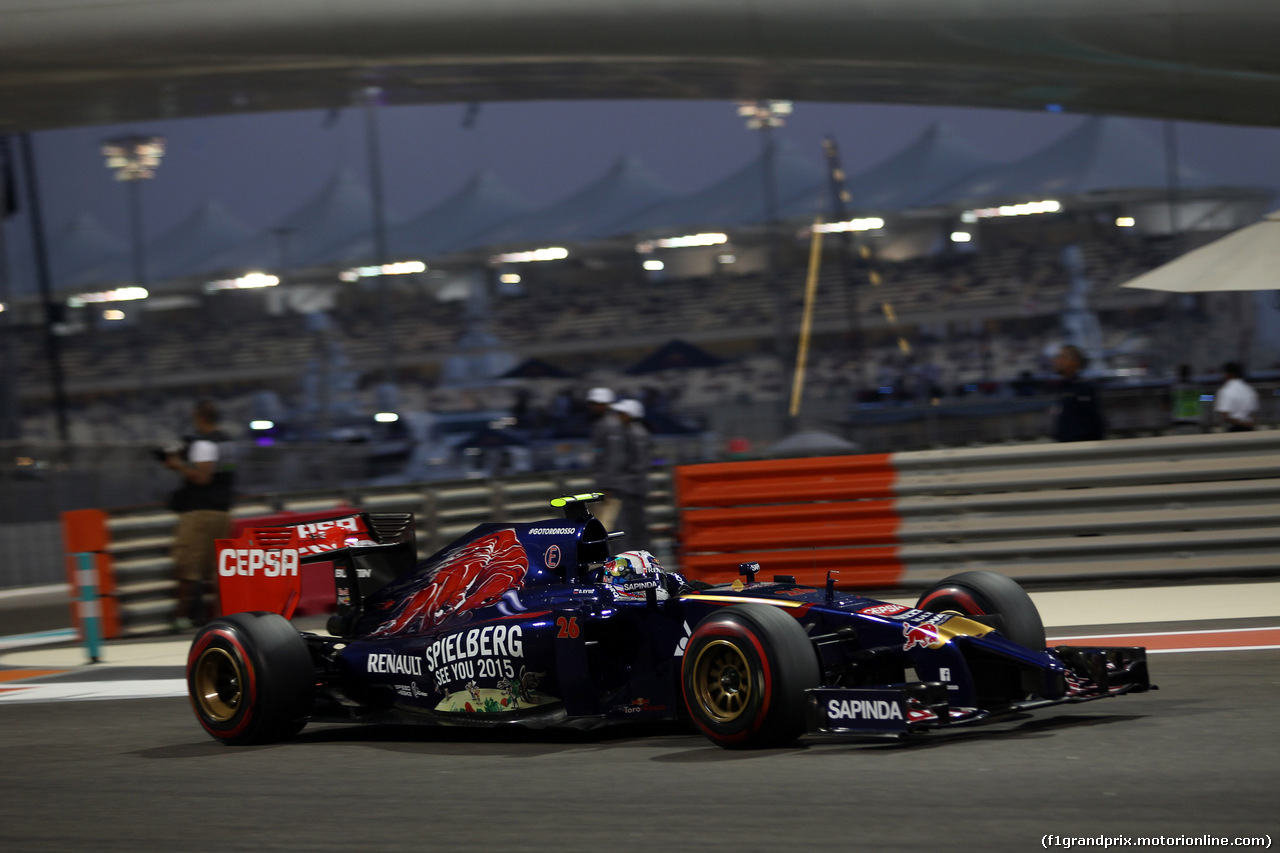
[187,494,1152,749]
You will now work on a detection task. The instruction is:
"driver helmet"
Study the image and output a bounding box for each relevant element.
[603,550,668,599]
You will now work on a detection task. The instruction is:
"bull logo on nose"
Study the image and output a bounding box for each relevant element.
[902,622,941,651]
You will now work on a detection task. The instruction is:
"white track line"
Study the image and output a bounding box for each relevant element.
[1050,626,1280,640]
[0,679,188,704]
[0,629,78,652]
[1145,644,1280,655]
[0,584,66,601]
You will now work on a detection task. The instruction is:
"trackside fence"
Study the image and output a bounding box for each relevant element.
[51,430,1280,638]
[674,431,1280,589]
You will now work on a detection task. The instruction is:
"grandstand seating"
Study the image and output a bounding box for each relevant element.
[10,231,1196,443]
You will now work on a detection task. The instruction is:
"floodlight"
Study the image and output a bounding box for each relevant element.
[101,136,166,181]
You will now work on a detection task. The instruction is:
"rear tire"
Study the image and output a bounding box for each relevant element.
[187,612,314,745]
[916,570,1046,651]
[681,604,819,749]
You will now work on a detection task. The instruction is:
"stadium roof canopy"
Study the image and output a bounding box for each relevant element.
[172,170,387,274]
[145,201,257,282]
[926,116,1228,206]
[1,117,1271,297]
[0,0,1278,132]
[842,122,997,211]
[5,212,126,291]
[279,170,391,267]
[611,141,828,235]
[477,155,677,247]
[388,171,533,259]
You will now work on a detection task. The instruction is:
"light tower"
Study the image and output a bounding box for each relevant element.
[738,100,793,420]
[101,135,164,292]
[102,134,164,398]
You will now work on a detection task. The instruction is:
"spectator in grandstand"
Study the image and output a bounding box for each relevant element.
[1051,345,1105,442]
[611,398,652,552]
[1214,361,1259,432]
[1170,364,1205,434]
[511,388,531,427]
[587,387,626,531]
[164,400,235,631]
[1011,371,1039,397]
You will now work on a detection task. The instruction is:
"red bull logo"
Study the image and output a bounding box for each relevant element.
[902,622,941,651]
[370,529,529,638]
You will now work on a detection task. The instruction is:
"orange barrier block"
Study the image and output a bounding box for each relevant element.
[681,500,900,552]
[675,453,905,589]
[61,509,120,638]
[675,454,896,507]
[61,508,110,554]
[681,546,904,590]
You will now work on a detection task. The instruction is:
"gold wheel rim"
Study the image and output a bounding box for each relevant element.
[691,639,752,724]
[194,647,243,722]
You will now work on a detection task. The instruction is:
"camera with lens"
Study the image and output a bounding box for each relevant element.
[150,443,182,462]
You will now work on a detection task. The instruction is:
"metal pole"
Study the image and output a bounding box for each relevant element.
[18,133,69,443]
[0,135,20,440]
[759,123,790,424]
[363,92,395,388]
[125,177,155,401]
[1162,120,1182,251]
[271,226,295,272]
[127,179,147,290]
[821,136,862,361]
[1163,119,1192,369]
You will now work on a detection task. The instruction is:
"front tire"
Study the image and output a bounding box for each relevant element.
[916,570,1046,651]
[681,604,819,749]
[187,612,315,745]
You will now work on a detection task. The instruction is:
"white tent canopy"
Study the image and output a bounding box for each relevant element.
[1123,211,1280,292]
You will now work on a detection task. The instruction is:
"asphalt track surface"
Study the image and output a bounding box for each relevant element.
[2,582,1278,852]
[0,648,1275,852]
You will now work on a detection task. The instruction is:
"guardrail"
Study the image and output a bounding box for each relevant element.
[59,469,675,638]
[55,429,1280,637]
[675,431,1280,589]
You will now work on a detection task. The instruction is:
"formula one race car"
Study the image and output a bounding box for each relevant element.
[187,494,1152,749]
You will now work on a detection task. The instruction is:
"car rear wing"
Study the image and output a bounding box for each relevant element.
[216,511,417,622]
[318,514,418,637]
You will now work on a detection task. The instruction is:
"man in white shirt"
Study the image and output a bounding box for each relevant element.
[1214,361,1259,432]
[164,401,234,629]
[587,387,625,531]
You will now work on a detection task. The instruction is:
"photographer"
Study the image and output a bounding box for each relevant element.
[164,401,234,631]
